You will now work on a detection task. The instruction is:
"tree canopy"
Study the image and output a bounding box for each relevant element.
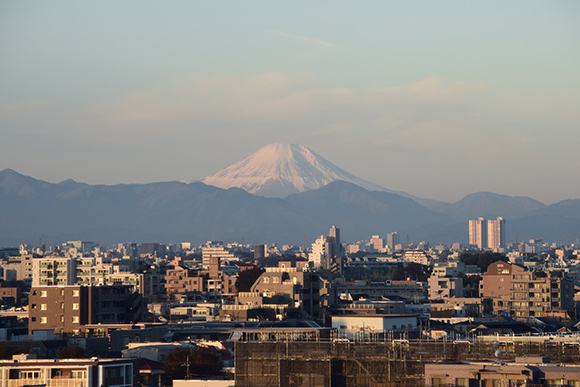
[460,252,507,272]
[235,267,265,292]
[163,346,223,380]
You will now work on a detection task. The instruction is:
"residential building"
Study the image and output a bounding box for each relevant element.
[309,226,343,272]
[386,232,399,251]
[480,261,574,320]
[468,217,487,249]
[331,314,418,332]
[28,284,145,335]
[1,254,33,283]
[224,261,332,321]
[337,280,427,302]
[32,257,77,287]
[496,270,574,320]
[403,250,433,266]
[424,358,580,387]
[369,235,386,252]
[487,216,506,251]
[428,276,464,300]
[0,354,136,387]
[202,242,237,269]
[480,261,524,299]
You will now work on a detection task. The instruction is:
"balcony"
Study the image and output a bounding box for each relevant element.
[6,379,85,387]
[50,379,87,387]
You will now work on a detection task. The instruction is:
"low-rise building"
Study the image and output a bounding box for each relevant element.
[0,354,136,387]
[428,276,463,300]
[424,357,580,387]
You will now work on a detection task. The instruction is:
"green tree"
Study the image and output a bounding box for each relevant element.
[235,267,264,292]
[460,252,507,272]
[56,345,86,359]
[163,346,223,380]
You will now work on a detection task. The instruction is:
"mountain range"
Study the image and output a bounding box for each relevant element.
[1,143,579,247]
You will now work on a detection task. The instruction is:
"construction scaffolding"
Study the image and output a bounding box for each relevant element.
[235,335,580,387]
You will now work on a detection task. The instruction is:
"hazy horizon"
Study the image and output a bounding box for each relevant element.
[1,1,579,205]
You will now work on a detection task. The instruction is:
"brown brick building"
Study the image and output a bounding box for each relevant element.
[165,257,236,298]
[480,261,574,320]
[479,261,524,299]
[29,284,145,335]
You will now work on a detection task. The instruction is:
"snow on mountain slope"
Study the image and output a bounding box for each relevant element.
[201,143,388,197]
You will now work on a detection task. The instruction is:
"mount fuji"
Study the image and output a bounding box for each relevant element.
[201,143,389,198]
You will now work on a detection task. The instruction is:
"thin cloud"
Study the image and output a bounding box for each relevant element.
[270,30,343,49]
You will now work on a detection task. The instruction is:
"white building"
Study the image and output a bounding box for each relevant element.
[487,217,505,252]
[0,354,134,387]
[202,242,237,269]
[309,235,330,268]
[468,217,487,249]
[331,314,418,332]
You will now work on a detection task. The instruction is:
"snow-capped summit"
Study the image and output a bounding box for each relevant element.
[201,143,387,197]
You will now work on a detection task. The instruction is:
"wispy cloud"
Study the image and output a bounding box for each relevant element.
[270,30,343,49]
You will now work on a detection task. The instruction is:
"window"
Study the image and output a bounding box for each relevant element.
[72,316,79,323]
[40,291,47,297]
[41,304,47,310]
[20,371,40,379]
[72,290,80,297]
[71,370,86,379]
[40,317,47,324]
[72,303,79,310]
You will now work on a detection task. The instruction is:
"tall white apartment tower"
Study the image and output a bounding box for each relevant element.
[468,217,487,249]
[487,217,505,251]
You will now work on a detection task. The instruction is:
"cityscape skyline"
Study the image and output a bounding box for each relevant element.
[1,1,579,205]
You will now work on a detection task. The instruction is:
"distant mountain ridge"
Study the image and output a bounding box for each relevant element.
[1,168,579,247]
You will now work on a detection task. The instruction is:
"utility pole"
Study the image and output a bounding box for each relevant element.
[181,355,191,379]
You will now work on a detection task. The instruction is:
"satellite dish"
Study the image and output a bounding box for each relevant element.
[495,350,501,359]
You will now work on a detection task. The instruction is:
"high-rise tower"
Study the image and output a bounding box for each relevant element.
[487,217,506,251]
[469,217,487,249]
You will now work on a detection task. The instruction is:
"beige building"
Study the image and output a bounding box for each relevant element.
[469,217,487,249]
[487,216,506,251]
[225,261,332,321]
[428,276,463,300]
[480,261,574,320]
[425,358,580,386]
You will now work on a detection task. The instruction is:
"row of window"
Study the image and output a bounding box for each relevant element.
[32,316,80,324]
[32,303,79,310]
[34,290,80,297]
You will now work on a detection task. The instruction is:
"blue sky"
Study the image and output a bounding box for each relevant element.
[1,1,579,204]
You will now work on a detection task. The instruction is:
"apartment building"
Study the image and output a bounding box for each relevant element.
[496,270,574,320]
[0,354,136,387]
[428,276,463,300]
[425,358,580,386]
[1,254,33,283]
[225,261,332,321]
[165,257,236,297]
[28,285,145,335]
[480,261,524,299]
[480,261,574,320]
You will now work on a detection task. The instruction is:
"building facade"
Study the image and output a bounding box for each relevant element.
[0,354,136,387]
[28,285,145,335]
[468,217,487,249]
